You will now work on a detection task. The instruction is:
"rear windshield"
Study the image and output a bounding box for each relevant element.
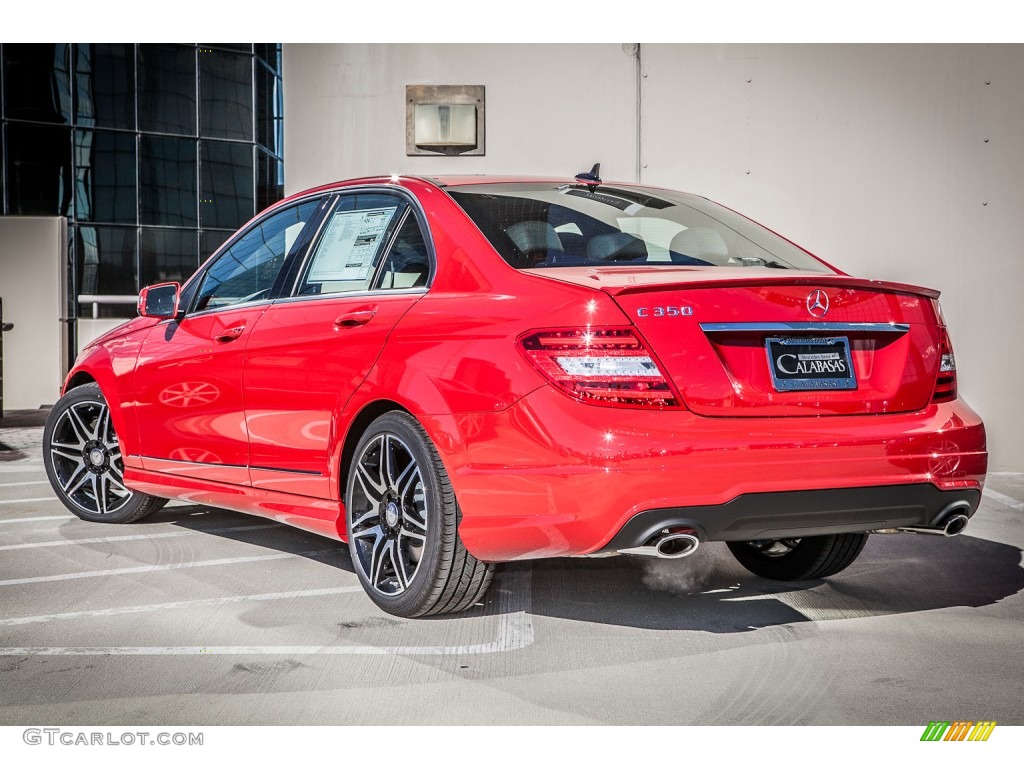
[447,183,832,273]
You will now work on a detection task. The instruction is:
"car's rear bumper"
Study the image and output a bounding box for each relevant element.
[432,385,987,562]
[596,483,981,552]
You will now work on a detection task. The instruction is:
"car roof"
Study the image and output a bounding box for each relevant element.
[275,174,708,216]
[421,175,585,187]
[274,174,642,206]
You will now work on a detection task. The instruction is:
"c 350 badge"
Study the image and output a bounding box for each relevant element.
[636,306,694,318]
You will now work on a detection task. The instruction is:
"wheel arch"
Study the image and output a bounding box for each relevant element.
[337,399,412,502]
[64,370,97,392]
[62,356,140,462]
[335,393,470,509]
[60,326,152,465]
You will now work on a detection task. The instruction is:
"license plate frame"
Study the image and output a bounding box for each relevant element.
[765,336,857,392]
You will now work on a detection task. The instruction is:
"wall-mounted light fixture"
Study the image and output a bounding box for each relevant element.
[406,84,485,156]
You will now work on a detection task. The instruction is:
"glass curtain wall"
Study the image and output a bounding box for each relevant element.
[0,43,284,356]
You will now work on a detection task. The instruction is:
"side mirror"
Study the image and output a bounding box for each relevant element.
[138,282,181,319]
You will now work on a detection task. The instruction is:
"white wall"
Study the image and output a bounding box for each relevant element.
[284,44,1024,471]
[0,217,66,410]
[640,45,1024,473]
[283,44,638,187]
[77,319,125,354]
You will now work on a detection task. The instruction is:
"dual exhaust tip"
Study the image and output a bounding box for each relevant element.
[620,504,971,560]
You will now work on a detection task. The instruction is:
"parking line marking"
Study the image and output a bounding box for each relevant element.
[983,488,1024,511]
[0,515,70,525]
[0,480,50,488]
[0,548,341,586]
[0,586,365,626]
[0,497,54,505]
[0,523,276,551]
[0,565,534,655]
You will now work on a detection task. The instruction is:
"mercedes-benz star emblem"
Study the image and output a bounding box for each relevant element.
[806,289,830,318]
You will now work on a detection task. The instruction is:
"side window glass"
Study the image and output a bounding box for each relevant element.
[374,213,431,290]
[193,199,320,312]
[298,193,404,296]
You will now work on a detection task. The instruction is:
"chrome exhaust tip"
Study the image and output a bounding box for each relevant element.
[618,530,700,559]
[941,513,969,537]
[655,532,700,558]
[886,505,971,537]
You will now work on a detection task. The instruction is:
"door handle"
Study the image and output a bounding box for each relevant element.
[215,325,246,342]
[334,309,376,328]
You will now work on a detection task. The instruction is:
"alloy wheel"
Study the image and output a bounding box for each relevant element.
[348,433,428,595]
[48,400,133,515]
[745,538,803,557]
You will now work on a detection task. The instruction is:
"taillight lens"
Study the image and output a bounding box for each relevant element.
[932,327,958,403]
[518,328,681,407]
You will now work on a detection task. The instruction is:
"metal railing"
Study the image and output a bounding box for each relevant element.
[0,297,12,418]
[78,295,138,319]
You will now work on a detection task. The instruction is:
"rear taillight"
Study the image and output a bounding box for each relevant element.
[518,327,681,407]
[932,327,958,403]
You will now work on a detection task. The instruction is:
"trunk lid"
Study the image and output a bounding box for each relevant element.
[525,266,943,416]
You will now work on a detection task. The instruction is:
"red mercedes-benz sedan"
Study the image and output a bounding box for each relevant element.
[43,172,987,617]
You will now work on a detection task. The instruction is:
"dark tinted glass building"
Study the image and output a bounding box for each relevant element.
[1,43,284,346]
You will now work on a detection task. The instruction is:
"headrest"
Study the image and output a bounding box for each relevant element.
[669,227,728,261]
[505,221,563,256]
[587,232,648,262]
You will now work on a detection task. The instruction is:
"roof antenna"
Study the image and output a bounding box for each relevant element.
[575,163,601,191]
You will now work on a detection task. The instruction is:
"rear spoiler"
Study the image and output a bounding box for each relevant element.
[605,274,940,300]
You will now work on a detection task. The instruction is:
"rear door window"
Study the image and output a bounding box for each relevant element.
[297,192,432,296]
[298,193,401,296]
[373,211,431,290]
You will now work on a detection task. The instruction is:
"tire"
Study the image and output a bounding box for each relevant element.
[726,533,868,581]
[345,411,495,617]
[43,383,166,523]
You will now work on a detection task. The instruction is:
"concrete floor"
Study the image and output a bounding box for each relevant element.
[1,422,1022,725]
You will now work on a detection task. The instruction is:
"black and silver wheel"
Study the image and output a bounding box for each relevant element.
[726,533,868,581]
[346,411,494,617]
[43,383,166,523]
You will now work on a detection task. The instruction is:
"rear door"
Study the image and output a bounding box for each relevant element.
[242,191,432,499]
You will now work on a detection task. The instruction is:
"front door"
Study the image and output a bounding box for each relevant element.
[133,197,326,484]
[134,307,265,484]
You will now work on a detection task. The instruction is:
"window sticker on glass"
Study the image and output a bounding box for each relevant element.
[308,206,399,282]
